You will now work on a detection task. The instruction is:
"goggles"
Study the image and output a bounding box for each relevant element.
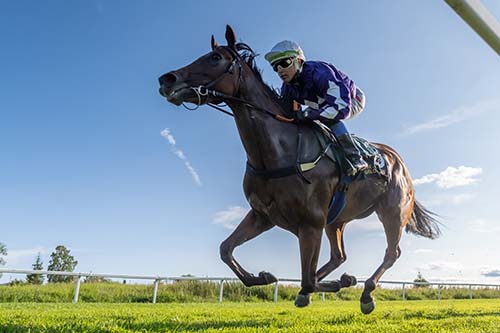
[272,57,294,72]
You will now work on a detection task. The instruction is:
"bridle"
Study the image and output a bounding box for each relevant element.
[182,46,294,123]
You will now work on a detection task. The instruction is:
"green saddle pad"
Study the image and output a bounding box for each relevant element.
[308,124,388,178]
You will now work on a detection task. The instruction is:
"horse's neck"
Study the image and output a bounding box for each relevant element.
[229,75,297,170]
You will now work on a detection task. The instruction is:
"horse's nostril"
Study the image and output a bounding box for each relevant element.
[159,72,179,86]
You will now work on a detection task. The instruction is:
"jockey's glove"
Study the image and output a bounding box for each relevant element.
[294,110,308,123]
[303,107,322,120]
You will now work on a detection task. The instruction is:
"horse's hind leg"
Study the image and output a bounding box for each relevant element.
[219,209,276,287]
[360,201,411,314]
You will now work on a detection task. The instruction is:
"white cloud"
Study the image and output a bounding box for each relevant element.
[160,128,202,186]
[184,161,202,186]
[402,99,499,135]
[413,166,482,188]
[419,261,464,271]
[160,128,176,145]
[174,150,186,160]
[213,206,249,230]
[480,267,500,277]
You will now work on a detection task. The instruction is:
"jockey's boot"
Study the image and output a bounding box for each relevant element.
[330,121,368,176]
[337,133,369,176]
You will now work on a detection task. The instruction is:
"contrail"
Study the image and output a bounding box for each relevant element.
[160,128,202,186]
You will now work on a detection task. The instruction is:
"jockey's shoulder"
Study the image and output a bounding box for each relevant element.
[306,61,352,86]
[304,60,337,71]
[300,61,336,83]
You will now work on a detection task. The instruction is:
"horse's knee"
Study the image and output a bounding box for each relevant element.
[326,251,346,269]
[337,253,346,265]
[219,241,232,263]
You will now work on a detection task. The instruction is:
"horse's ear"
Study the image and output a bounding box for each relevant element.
[211,35,219,50]
[225,25,236,50]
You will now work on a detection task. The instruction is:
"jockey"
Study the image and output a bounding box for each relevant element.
[265,40,368,176]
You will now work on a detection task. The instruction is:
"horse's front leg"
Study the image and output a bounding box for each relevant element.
[294,224,323,307]
[315,221,357,292]
[219,209,276,287]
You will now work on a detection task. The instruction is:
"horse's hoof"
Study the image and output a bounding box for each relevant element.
[258,271,277,284]
[340,273,357,287]
[294,294,311,308]
[360,299,376,314]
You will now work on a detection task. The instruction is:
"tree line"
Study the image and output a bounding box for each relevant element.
[0,242,78,284]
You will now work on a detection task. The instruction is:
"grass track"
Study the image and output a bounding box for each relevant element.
[1,300,500,332]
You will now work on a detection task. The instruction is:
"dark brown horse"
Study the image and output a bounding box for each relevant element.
[158,25,440,314]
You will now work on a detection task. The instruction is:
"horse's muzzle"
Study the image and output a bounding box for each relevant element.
[159,84,193,106]
[159,85,169,98]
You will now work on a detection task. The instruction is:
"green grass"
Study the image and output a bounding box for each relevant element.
[2,281,500,303]
[1,300,500,332]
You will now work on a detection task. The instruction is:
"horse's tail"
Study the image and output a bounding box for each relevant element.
[406,200,441,239]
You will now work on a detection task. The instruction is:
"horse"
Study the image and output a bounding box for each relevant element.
[158,25,440,314]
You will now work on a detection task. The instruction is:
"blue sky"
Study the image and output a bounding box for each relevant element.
[1,1,499,285]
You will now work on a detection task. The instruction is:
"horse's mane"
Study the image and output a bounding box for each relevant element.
[235,42,292,115]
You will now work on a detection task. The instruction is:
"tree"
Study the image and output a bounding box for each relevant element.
[47,245,78,283]
[26,252,44,285]
[0,242,7,266]
[413,271,429,288]
[0,242,7,278]
[8,279,26,286]
[84,275,110,283]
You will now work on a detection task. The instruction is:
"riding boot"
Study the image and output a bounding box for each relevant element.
[337,133,369,175]
[330,121,369,176]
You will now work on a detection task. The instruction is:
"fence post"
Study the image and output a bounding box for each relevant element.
[438,284,441,301]
[219,280,224,303]
[402,283,406,301]
[152,279,160,304]
[73,276,81,304]
[469,284,473,300]
[322,292,325,301]
[273,281,279,303]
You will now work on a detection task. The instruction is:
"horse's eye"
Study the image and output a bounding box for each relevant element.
[211,53,222,62]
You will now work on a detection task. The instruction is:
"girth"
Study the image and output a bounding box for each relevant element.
[245,127,333,183]
[245,162,298,180]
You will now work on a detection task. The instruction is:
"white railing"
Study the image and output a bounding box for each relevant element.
[1,268,499,304]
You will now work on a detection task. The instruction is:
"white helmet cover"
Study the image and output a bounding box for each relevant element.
[265,40,306,64]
